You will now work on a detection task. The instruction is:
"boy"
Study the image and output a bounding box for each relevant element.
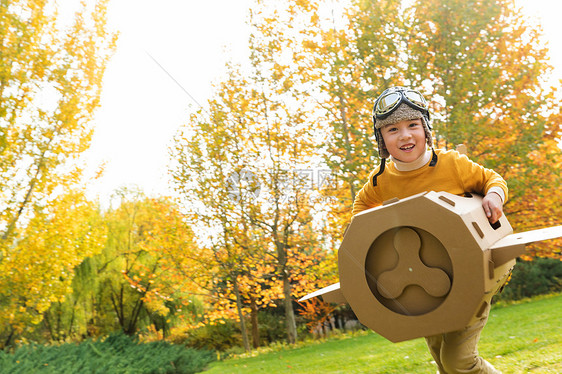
[353,86,506,374]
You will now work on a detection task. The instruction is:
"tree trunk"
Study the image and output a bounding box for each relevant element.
[276,237,298,344]
[250,297,260,348]
[233,276,251,352]
[282,272,297,344]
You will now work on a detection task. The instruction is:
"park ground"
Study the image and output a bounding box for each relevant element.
[206,293,562,373]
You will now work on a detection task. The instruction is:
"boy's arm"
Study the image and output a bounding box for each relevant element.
[352,187,372,216]
[455,152,507,223]
[352,179,381,216]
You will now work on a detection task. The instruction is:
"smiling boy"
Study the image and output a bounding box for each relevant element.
[353,87,506,225]
[353,86,506,373]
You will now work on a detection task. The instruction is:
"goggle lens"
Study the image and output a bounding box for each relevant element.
[403,90,427,108]
[375,92,401,114]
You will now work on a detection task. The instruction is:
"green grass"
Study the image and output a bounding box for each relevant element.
[206,293,562,373]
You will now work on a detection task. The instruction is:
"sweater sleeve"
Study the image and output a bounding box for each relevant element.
[352,167,383,216]
[456,153,509,203]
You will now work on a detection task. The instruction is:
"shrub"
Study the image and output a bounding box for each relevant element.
[0,333,215,373]
[497,257,562,301]
[184,320,241,352]
[258,311,286,345]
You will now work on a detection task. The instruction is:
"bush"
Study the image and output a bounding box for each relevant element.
[184,320,241,352]
[497,257,562,301]
[258,311,286,345]
[0,333,215,373]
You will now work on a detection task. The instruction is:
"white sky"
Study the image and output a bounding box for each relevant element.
[83,0,562,204]
[83,0,253,203]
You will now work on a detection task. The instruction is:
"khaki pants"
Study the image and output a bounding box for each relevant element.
[425,304,501,374]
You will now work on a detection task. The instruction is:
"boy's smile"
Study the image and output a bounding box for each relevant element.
[380,118,427,163]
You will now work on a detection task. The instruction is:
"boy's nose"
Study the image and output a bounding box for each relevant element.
[398,129,411,139]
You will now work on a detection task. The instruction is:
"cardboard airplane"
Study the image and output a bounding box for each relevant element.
[300,191,562,343]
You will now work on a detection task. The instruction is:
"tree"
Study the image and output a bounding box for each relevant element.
[171,50,335,345]
[0,0,116,346]
[293,0,407,242]
[93,189,200,337]
[272,0,562,257]
[0,0,116,243]
[172,66,282,350]
[131,196,205,339]
[38,191,204,343]
[0,190,106,347]
[403,0,562,255]
[172,68,258,351]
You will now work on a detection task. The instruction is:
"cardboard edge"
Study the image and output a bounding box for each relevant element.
[353,191,430,218]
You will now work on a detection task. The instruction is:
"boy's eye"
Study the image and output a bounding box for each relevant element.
[409,122,420,127]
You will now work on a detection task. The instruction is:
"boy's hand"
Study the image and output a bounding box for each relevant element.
[482,192,503,224]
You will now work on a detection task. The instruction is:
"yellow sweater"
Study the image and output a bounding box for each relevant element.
[352,149,508,216]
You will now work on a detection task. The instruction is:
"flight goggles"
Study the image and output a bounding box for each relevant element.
[373,87,429,120]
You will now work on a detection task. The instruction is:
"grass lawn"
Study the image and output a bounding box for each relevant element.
[205,293,562,373]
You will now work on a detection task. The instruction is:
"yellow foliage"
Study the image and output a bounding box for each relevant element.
[0,191,106,343]
[0,0,116,347]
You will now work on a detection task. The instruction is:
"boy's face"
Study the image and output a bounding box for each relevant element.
[380,118,426,163]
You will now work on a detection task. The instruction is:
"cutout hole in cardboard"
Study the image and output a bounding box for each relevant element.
[365,226,453,316]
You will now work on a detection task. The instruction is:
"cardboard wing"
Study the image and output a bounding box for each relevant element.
[299,191,562,343]
[299,282,345,304]
[489,226,562,266]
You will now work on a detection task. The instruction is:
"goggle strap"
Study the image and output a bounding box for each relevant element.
[372,158,386,187]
